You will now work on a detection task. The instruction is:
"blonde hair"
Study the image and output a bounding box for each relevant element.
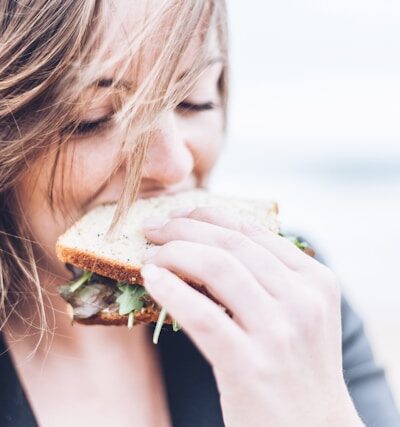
[0,0,228,346]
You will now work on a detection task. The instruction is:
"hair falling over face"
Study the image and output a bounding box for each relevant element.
[0,0,228,349]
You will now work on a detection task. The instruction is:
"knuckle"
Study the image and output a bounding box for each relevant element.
[293,295,328,342]
[238,220,263,238]
[325,280,341,305]
[273,324,296,352]
[186,307,219,336]
[257,321,295,354]
[305,298,326,327]
[248,352,269,379]
[318,266,341,303]
[318,264,337,283]
[206,248,235,277]
[219,230,248,251]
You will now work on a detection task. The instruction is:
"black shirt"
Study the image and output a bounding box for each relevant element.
[1,297,399,427]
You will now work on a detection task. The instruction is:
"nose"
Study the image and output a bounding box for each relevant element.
[141,110,194,186]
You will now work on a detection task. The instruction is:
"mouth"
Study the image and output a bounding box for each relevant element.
[84,176,201,211]
[137,176,200,199]
[138,186,194,199]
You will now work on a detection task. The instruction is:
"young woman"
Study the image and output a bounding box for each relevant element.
[0,1,398,426]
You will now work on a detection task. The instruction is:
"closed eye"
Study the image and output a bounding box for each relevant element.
[64,101,215,136]
[63,116,113,136]
[177,101,216,113]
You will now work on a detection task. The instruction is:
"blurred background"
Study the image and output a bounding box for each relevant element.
[210,0,400,403]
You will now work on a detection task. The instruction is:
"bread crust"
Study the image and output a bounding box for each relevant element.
[56,244,143,285]
[56,242,223,303]
[57,244,226,326]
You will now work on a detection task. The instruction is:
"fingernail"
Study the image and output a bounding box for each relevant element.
[169,207,193,218]
[141,264,161,282]
[142,245,160,261]
[142,216,169,230]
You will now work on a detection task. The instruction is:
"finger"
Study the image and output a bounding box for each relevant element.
[144,216,295,298]
[141,264,251,370]
[143,240,276,331]
[169,206,318,272]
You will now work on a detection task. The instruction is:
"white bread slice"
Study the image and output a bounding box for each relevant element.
[56,189,279,286]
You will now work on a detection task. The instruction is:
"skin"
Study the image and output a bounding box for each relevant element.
[6,1,363,426]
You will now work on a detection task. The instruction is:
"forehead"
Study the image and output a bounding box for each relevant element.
[101,0,221,83]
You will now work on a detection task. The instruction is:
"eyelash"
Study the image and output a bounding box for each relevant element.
[71,102,215,136]
[72,116,112,135]
[176,101,216,113]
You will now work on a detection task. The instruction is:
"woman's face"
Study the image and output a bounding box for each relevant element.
[15,2,224,284]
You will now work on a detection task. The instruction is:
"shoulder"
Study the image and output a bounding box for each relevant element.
[294,233,400,425]
[340,296,400,426]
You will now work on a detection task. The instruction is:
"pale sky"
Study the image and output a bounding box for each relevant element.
[227,1,400,153]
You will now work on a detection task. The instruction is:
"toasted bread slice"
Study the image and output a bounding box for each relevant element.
[56,189,279,285]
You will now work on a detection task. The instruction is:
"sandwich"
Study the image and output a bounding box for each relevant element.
[56,189,313,343]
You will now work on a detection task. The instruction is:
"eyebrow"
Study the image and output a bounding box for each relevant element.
[89,57,224,91]
[90,78,131,90]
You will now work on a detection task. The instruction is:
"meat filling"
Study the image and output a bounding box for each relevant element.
[59,269,155,320]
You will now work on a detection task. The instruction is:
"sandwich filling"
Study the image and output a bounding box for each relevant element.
[59,271,152,320]
[59,267,181,343]
[58,234,313,342]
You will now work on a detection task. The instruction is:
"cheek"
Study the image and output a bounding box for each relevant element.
[14,134,122,280]
[14,157,73,280]
[67,134,122,207]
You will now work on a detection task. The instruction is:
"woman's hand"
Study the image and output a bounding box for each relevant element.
[141,207,364,427]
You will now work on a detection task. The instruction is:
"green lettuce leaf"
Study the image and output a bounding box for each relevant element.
[116,283,146,315]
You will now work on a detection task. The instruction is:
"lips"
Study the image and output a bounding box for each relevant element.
[84,175,200,210]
